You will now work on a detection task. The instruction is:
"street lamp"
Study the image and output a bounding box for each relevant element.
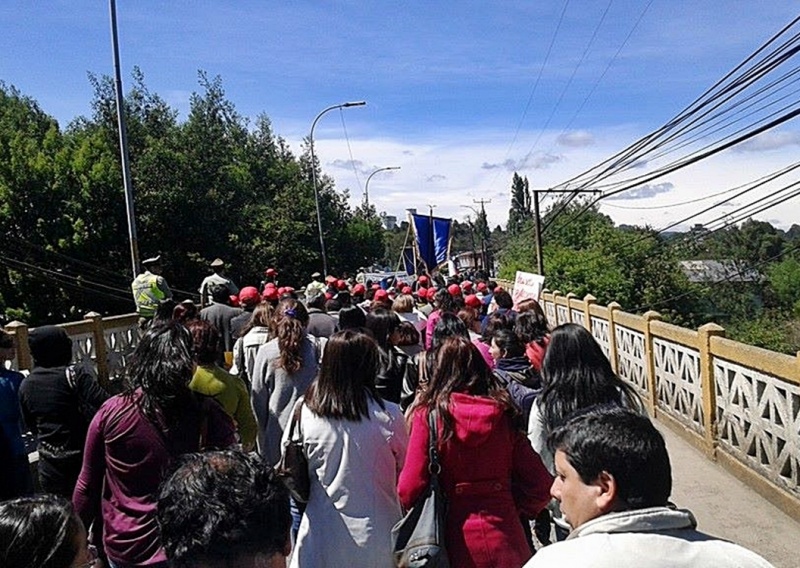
[309,100,366,276]
[364,166,400,208]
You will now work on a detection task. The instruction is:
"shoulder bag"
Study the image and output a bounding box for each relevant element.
[276,400,310,503]
[391,409,449,567]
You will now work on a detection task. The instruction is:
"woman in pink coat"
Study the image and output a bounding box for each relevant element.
[398,337,552,568]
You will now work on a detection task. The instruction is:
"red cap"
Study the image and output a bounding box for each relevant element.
[374,289,389,302]
[461,281,473,290]
[284,286,295,293]
[325,292,333,300]
[427,287,438,299]
[262,287,279,301]
[264,282,277,289]
[401,286,412,294]
[418,275,429,283]
[239,286,260,306]
[465,294,482,309]
[336,279,347,290]
[325,275,337,284]
[229,295,239,306]
[447,284,461,296]
[371,284,381,290]
[265,268,277,276]
[277,287,287,296]
[353,283,366,295]
[477,282,487,292]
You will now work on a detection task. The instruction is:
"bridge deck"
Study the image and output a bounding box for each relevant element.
[660,420,800,568]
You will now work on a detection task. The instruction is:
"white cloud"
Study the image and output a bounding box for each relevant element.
[426,174,446,182]
[557,130,595,147]
[481,152,564,172]
[606,182,674,201]
[734,131,800,153]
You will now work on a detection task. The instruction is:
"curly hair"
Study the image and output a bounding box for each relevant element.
[158,450,290,566]
[272,298,309,374]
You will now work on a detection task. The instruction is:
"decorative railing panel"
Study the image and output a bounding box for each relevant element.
[616,326,648,398]
[715,358,800,497]
[570,308,585,327]
[544,300,556,325]
[590,316,611,358]
[104,323,141,381]
[70,332,97,371]
[556,304,569,326]
[653,338,704,433]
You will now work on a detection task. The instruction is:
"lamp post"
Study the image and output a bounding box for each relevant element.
[364,166,400,208]
[309,101,366,276]
[108,0,139,279]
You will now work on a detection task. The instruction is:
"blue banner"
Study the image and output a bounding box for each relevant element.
[411,213,452,271]
[403,247,415,276]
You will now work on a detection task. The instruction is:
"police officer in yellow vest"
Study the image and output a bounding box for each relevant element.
[131,255,173,319]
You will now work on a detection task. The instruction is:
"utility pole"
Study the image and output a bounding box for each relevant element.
[473,199,491,275]
[531,189,600,276]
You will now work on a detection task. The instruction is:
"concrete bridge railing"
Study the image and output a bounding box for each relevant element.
[538,289,800,523]
[4,312,141,389]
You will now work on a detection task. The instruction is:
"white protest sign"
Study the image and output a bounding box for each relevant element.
[511,271,545,306]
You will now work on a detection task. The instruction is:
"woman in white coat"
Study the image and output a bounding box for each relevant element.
[286,329,408,568]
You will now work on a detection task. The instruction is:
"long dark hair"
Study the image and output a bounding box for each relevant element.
[540,323,641,431]
[0,495,81,568]
[125,320,198,425]
[186,319,220,366]
[238,302,273,339]
[365,308,400,351]
[433,288,461,315]
[515,300,549,345]
[417,336,518,442]
[305,329,384,421]
[272,298,309,374]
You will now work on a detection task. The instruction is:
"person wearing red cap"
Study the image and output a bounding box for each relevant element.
[464,294,483,310]
[372,289,392,310]
[260,267,278,289]
[230,286,261,339]
[262,286,279,305]
[447,283,462,297]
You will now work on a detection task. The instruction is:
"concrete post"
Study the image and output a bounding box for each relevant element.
[699,322,725,458]
[566,292,577,323]
[85,312,110,389]
[5,321,31,371]
[643,310,663,416]
[583,294,596,333]
[607,302,621,374]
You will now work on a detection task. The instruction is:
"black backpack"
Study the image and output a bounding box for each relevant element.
[494,368,541,422]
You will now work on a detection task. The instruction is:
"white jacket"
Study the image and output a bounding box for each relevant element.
[525,507,774,568]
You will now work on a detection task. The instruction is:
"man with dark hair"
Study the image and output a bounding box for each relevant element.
[158,450,292,568]
[199,283,243,365]
[524,406,774,567]
[305,291,337,338]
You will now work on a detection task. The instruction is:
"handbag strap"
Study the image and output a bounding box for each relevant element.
[427,408,441,475]
[286,399,304,442]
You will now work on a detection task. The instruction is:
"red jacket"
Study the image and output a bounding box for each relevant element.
[398,392,552,568]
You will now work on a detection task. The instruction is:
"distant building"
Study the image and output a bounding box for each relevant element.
[679,260,761,283]
[382,215,397,231]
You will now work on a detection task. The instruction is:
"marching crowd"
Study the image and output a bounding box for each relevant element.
[0,259,777,567]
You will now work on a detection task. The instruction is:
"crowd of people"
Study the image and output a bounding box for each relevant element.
[0,260,777,567]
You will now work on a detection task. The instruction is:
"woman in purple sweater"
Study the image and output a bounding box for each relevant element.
[73,322,236,568]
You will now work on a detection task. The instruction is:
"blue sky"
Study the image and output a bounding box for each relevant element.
[2,1,800,230]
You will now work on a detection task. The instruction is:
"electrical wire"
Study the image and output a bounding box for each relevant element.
[541,18,800,229]
[339,109,364,196]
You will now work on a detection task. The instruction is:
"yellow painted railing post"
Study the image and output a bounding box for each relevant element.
[85,312,110,389]
[565,293,577,323]
[698,323,725,458]
[583,295,596,333]
[552,290,562,325]
[5,321,31,372]
[643,311,663,416]
[607,302,621,374]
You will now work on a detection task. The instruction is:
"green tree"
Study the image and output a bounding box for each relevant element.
[507,172,532,236]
